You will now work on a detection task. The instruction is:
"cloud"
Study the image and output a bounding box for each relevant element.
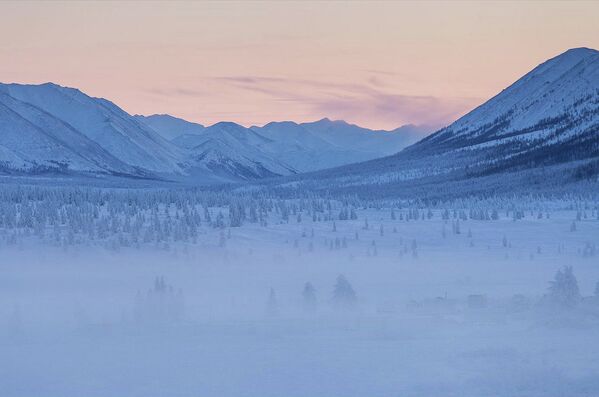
[212,74,481,128]
[311,93,479,129]
[146,87,209,98]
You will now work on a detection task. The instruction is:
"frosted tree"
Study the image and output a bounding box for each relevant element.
[411,239,418,258]
[548,266,580,307]
[136,276,183,324]
[266,288,279,317]
[302,282,317,312]
[215,211,225,229]
[204,207,212,225]
[332,274,357,310]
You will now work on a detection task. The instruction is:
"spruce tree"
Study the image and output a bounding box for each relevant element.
[332,274,357,310]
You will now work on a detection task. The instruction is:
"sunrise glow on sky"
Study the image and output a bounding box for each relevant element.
[2,1,599,129]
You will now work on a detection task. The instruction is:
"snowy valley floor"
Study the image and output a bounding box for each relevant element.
[1,209,599,396]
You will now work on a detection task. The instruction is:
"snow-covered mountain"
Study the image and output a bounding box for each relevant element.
[177,122,295,179]
[141,115,430,173]
[134,114,206,140]
[0,83,185,177]
[415,47,599,167]
[281,48,599,198]
[0,89,137,175]
[0,83,428,181]
[252,120,429,171]
[9,83,188,173]
[300,118,428,155]
[251,121,371,172]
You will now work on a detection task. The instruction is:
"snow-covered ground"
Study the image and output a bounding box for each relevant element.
[1,206,599,396]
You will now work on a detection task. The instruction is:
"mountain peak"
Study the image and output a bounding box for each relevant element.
[311,117,350,127]
[535,47,599,78]
[416,45,599,168]
[561,47,598,57]
[262,121,299,128]
[209,121,245,130]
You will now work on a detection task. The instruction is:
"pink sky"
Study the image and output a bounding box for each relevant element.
[1,1,599,130]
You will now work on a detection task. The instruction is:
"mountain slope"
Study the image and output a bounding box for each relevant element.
[300,118,428,154]
[410,47,599,176]
[0,89,146,176]
[250,121,368,171]
[272,48,599,198]
[252,119,430,171]
[167,117,431,173]
[0,83,184,174]
[179,122,296,179]
[0,84,288,181]
[0,82,431,182]
[135,114,206,140]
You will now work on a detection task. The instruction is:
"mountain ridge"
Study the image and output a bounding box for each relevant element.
[0,82,431,181]
[265,47,599,199]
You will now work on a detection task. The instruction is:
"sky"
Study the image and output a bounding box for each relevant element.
[1,1,599,130]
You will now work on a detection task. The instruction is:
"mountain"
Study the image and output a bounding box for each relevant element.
[177,122,295,179]
[134,114,205,140]
[0,89,137,175]
[161,117,431,173]
[275,48,599,199]
[252,120,429,171]
[1,83,427,181]
[251,120,369,172]
[0,83,185,177]
[300,118,429,155]
[415,47,599,168]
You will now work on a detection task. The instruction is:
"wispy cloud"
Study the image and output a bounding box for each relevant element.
[146,87,209,98]
[211,74,481,128]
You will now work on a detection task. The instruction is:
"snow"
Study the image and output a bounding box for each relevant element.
[0,83,185,174]
[135,114,206,141]
[289,48,599,195]
[1,47,598,397]
[0,91,131,173]
[1,196,599,397]
[0,83,432,181]
[429,48,599,146]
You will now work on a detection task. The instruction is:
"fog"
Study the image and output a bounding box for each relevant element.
[2,206,599,396]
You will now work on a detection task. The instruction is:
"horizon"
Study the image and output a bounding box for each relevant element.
[2,1,599,129]
[2,44,596,132]
[0,80,437,131]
